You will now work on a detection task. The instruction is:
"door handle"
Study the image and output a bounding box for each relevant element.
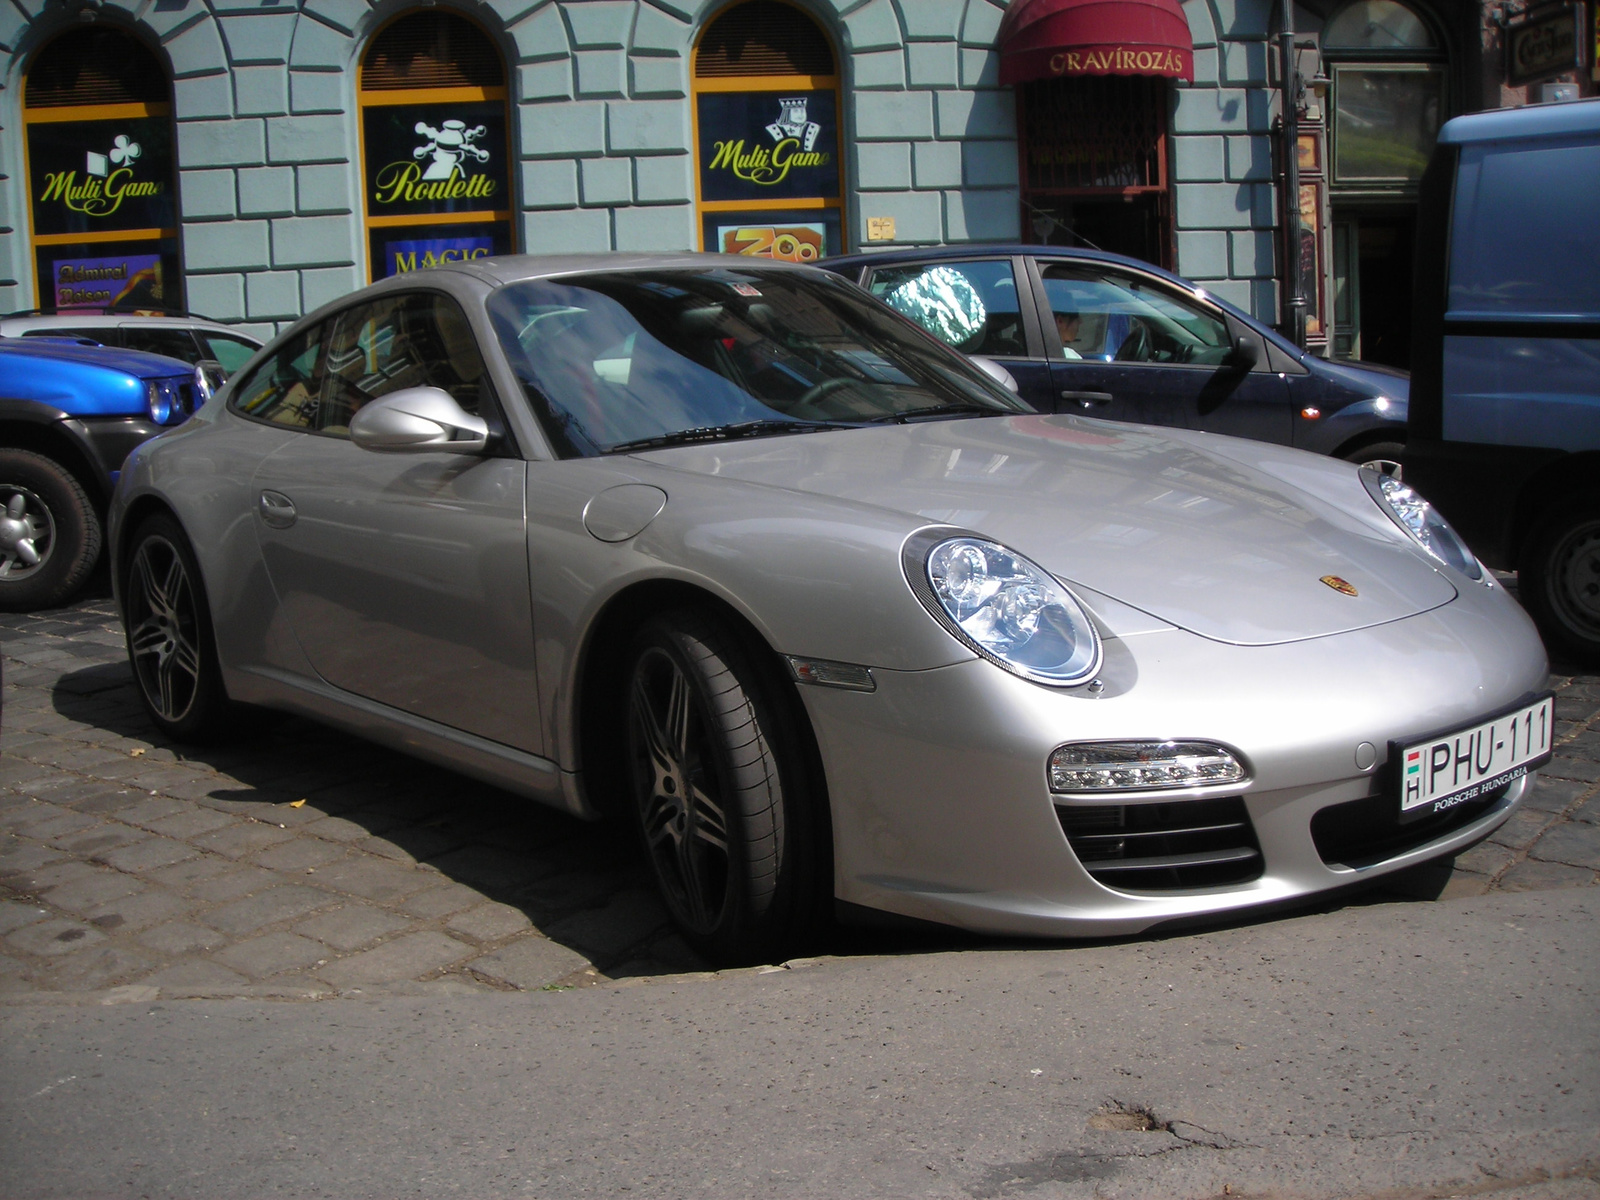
[1061,391,1114,408]
[258,490,297,529]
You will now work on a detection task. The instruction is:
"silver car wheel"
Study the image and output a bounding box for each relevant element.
[0,487,55,580]
[126,535,204,723]
[628,646,733,936]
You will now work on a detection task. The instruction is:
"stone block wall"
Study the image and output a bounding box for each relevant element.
[0,0,1284,330]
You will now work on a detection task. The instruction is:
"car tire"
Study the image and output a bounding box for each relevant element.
[1343,440,1405,480]
[0,449,101,612]
[623,610,827,966]
[1518,495,1600,668]
[123,513,237,742]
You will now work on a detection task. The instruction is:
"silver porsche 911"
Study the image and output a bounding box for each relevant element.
[108,254,1551,965]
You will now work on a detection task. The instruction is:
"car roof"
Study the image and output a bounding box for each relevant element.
[1438,96,1600,145]
[420,251,832,289]
[0,313,257,339]
[823,243,1212,294]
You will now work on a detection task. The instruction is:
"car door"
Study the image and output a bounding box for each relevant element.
[1030,258,1292,444]
[858,257,1053,407]
[246,289,542,753]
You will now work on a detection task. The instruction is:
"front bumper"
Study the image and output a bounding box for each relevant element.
[800,577,1547,937]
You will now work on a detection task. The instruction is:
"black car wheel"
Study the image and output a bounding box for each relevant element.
[624,610,826,965]
[123,513,235,741]
[1519,496,1600,667]
[0,449,100,612]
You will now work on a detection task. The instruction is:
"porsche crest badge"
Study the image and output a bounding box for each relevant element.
[1320,575,1358,597]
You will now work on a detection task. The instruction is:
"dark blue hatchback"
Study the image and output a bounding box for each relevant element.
[0,338,204,610]
[822,245,1409,470]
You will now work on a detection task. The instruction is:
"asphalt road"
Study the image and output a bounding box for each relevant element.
[3,885,1597,1199]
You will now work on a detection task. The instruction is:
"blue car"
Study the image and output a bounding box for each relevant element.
[0,338,207,610]
[822,245,1409,472]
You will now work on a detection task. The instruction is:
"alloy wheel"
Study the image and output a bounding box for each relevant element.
[126,536,204,723]
[1548,517,1600,638]
[0,487,55,580]
[627,647,733,935]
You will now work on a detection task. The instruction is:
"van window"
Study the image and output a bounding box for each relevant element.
[1448,137,1600,320]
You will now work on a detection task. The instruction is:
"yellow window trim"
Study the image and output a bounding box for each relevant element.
[364,210,511,229]
[358,86,507,106]
[33,228,173,247]
[22,101,171,124]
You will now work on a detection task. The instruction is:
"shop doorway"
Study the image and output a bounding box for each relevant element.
[1018,75,1173,269]
[1331,207,1415,368]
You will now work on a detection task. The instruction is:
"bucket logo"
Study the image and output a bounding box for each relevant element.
[709,96,830,187]
[37,133,162,218]
[373,119,497,205]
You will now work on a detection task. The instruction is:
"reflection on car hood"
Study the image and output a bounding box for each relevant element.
[1315,355,1410,399]
[636,415,1457,646]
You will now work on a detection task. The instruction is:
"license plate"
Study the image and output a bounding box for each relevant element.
[1393,694,1554,824]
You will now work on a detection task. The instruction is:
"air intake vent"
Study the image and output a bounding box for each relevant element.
[1057,797,1262,891]
[362,12,504,91]
[695,1,836,77]
[26,28,168,108]
[1310,783,1512,870]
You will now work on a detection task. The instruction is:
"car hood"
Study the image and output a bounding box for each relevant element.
[1314,355,1410,400]
[634,415,1457,646]
[0,339,192,379]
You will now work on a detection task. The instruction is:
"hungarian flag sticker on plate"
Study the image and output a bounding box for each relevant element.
[1393,694,1555,824]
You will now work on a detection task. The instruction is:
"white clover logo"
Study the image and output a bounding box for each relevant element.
[110,135,142,166]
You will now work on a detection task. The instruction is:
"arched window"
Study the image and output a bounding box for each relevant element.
[22,27,180,311]
[1324,0,1445,187]
[359,11,514,280]
[692,1,843,260]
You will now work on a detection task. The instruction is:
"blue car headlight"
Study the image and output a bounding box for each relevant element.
[905,532,1102,686]
[1362,471,1483,581]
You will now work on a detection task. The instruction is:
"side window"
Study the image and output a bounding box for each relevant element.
[866,260,1027,357]
[1040,265,1230,366]
[198,333,261,377]
[227,324,327,429]
[120,326,202,365]
[318,292,489,436]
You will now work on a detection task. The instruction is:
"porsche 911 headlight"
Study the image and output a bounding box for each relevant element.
[1362,472,1483,581]
[912,535,1101,686]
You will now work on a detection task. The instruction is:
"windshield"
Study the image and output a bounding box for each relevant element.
[486,268,1029,456]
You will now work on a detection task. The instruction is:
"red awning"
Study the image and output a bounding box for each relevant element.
[997,0,1195,85]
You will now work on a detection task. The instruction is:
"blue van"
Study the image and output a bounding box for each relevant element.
[1405,98,1600,665]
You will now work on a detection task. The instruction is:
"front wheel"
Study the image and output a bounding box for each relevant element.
[1519,496,1600,667]
[1343,440,1405,480]
[0,449,101,611]
[624,611,826,965]
[123,513,236,741]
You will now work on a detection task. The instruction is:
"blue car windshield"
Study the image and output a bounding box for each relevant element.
[486,268,1028,456]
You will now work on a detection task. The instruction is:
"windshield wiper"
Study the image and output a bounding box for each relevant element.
[609,419,859,453]
[866,403,1009,425]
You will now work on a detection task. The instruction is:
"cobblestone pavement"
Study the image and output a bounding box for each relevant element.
[2,589,1598,1004]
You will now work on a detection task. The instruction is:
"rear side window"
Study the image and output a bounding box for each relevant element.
[121,326,202,364]
[228,325,327,429]
[198,333,260,376]
[865,260,1027,357]
[1448,136,1600,319]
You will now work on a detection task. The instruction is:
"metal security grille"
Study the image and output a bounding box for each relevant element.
[362,12,504,91]
[24,27,167,108]
[1021,76,1169,193]
[695,0,836,77]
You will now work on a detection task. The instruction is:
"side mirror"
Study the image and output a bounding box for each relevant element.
[348,386,490,455]
[968,354,1021,394]
[1226,335,1260,369]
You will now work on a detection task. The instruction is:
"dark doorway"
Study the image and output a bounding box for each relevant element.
[1331,206,1416,369]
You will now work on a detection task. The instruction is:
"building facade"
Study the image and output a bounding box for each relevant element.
[1,0,1595,364]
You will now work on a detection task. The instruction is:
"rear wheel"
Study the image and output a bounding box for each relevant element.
[623,610,826,965]
[123,513,236,741]
[0,449,100,611]
[1343,440,1405,480]
[1519,496,1600,667]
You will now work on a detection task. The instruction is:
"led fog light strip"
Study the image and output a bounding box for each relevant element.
[1049,740,1248,793]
